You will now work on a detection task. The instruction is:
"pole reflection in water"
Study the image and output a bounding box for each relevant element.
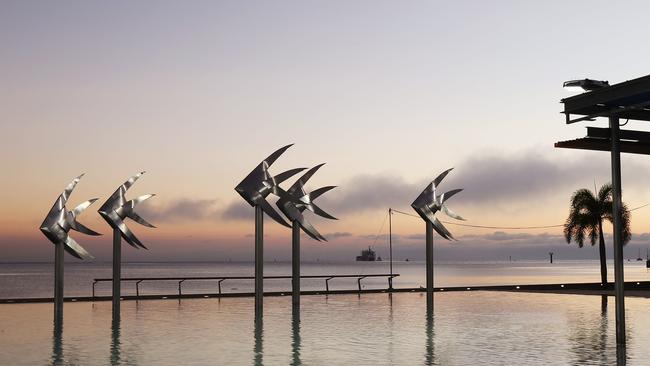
[424,307,435,366]
[254,318,263,366]
[111,314,122,366]
[51,317,64,366]
[291,309,301,366]
[568,296,629,366]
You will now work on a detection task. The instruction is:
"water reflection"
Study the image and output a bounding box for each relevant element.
[110,315,122,365]
[51,318,63,366]
[424,308,435,366]
[291,309,301,366]
[567,296,629,365]
[254,318,263,366]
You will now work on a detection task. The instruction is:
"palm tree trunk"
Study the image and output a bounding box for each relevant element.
[598,219,608,285]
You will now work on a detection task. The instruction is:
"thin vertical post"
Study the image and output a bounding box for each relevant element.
[112,228,121,318]
[426,221,434,311]
[54,243,64,323]
[610,116,626,346]
[255,205,264,319]
[388,208,393,290]
[292,220,300,309]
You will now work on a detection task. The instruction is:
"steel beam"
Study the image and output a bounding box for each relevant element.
[610,116,626,347]
[54,243,64,323]
[426,221,434,311]
[292,220,300,309]
[255,205,263,319]
[112,228,121,318]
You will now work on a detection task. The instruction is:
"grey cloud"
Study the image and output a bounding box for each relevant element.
[405,234,425,240]
[323,232,353,239]
[317,174,420,215]
[138,198,220,223]
[459,231,564,245]
[222,201,253,221]
[318,150,650,215]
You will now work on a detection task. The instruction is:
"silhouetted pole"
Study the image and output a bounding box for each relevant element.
[426,221,434,310]
[610,116,626,347]
[549,252,554,264]
[255,205,264,319]
[54,243,64,323]
[292,220,300,309]
[112,229,121,318]
[388,208,393,290]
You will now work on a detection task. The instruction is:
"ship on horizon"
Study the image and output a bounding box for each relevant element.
[356,246,377,261]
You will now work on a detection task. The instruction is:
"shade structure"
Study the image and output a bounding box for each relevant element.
[557,73,650,349]
[562,74,650,124]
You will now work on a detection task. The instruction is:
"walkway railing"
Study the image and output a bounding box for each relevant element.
[92,274,400,300]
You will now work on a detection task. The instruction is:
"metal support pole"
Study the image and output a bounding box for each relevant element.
[325,277,332,293]
[292,220,300,309]
[254,205,264,319]
[388,208,393,291]
[92,281,96,302]
[54,243,64,323]
[218,279,224,295]
[610,116,626,347]
[112,228,121,318]
[426,221,434,311]
[357,276,366,293]
[178,280,185,297]
[136,280,142,299]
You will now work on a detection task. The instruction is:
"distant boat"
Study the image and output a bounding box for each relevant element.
[356,246,377,261]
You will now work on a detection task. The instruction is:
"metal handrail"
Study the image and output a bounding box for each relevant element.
[92,274,400,300]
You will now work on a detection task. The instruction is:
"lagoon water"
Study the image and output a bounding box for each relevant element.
[2,260,650,299]
[1,291,650,365]
[2,260,650,365]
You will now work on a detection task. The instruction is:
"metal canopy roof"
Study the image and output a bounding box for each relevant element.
[562,74,650,124]
[555,127,650,155]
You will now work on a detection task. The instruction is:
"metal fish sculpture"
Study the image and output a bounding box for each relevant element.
[277,163,337,241]
[40,174,101,259]
[235,144,306,227]
[411,168,465,240]
[98,172,155,249]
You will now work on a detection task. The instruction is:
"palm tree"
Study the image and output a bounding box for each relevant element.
[564,183,631,285]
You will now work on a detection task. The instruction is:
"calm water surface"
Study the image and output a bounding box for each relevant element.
[2,260,650,298]
[0,292,648,365]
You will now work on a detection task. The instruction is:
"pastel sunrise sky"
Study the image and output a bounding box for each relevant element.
[3,1,650,262]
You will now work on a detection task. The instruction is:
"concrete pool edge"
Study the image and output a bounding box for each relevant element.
[4,280,650,303]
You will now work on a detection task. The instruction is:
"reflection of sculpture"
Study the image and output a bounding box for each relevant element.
[411,168,465,240]
[277,163,337,241]
[98,172,156,249]
[40,174,101,259]
[235,144,306,227]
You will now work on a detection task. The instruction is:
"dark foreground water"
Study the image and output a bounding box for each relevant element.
[2,260,650,298]
[0,291,648,365]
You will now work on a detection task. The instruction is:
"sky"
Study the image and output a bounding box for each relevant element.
[3,1,650,262]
